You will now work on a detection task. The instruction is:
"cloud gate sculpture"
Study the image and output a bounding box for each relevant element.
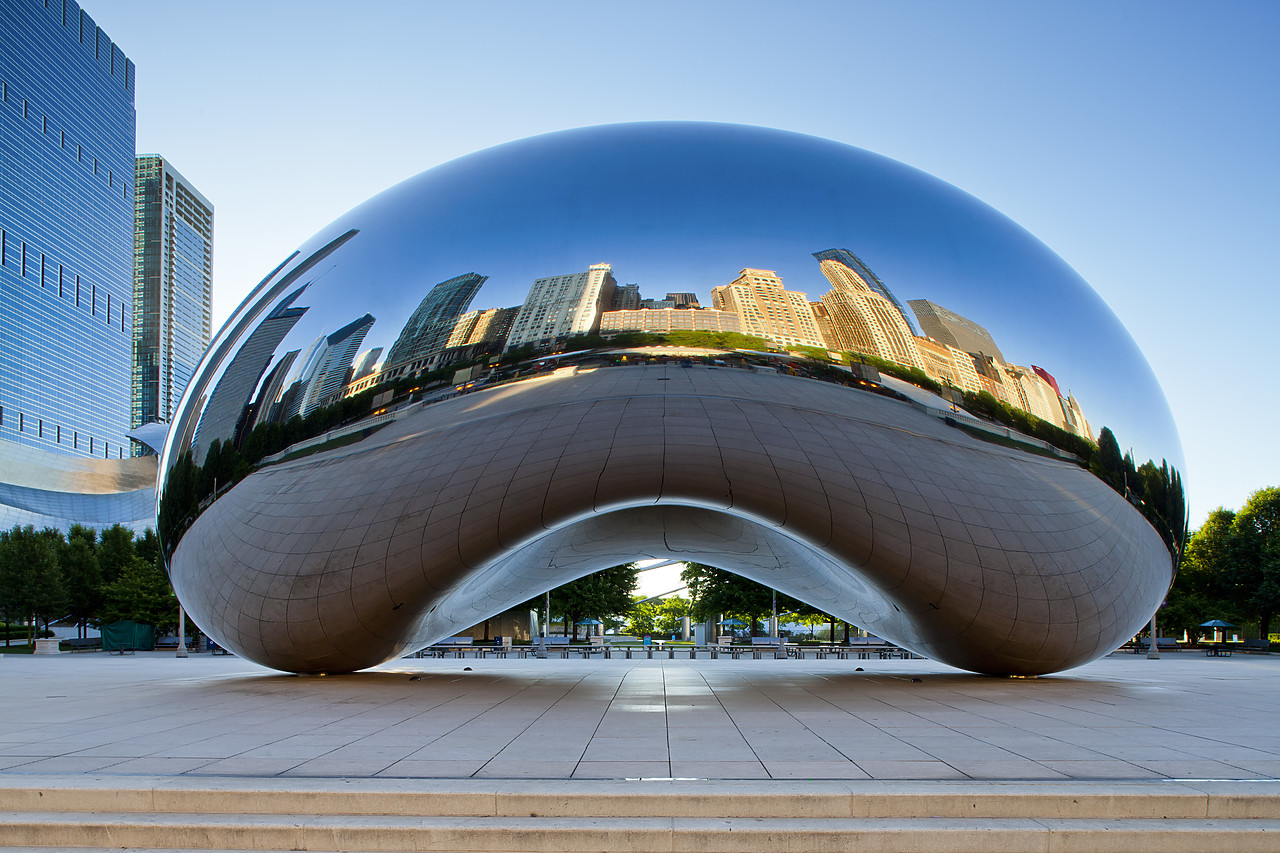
[158,122,1184,676]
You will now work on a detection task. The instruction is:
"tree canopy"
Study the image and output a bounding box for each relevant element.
[1162,488,1280,641]
[680,563,820,635]
[0,523,180,647]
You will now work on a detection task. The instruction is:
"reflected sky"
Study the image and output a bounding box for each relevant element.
[171,122,1181,477]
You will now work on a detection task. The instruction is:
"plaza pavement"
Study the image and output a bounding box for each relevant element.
[2,650,1279,782]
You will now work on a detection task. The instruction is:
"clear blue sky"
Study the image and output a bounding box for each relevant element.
[89,0,1279,528]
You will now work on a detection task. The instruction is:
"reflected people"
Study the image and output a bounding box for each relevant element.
[158,122,1184,676]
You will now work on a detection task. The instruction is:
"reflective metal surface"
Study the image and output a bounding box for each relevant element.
[158,122,1184,676]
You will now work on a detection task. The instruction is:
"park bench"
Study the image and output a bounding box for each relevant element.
[62,637,101,652]
[1132,637,1181,653]
[1242,639,1271,654]
[423,636,475,658]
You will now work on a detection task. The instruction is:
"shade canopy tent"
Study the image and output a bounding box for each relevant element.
[102,620,155,652]
[1199,619,1237,643]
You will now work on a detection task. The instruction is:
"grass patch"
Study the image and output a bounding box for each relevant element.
[275,422,391,464]
[948,420,1063,460]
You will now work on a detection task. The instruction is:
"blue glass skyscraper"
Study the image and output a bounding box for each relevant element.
[1,0,136,460]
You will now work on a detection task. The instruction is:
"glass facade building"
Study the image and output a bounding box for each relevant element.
[132,154,213,441]
[0,0,136,461]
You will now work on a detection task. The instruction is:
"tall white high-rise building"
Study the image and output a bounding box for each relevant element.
[506,263,616,351]
[132,155,213,437]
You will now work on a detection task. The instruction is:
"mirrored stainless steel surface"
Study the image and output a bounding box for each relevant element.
[158,122,1184,675]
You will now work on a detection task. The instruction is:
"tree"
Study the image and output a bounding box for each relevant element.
[135,528,162,572]
[58,527,102,638]
[97,524,137,586]
[100,557,178,633]
[1229,487,1280,640]
[626,598,658,637]
[0,526,65,644]
[0,526,32,645]
[1162,508,1237,640]
[627,595,692,638]
[548,563,639,640]
[652,596,691,637]
[1090,426,1125,493]
[680,563,808,636]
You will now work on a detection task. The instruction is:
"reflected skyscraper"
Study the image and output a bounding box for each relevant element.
[132,155,213,440]
[813,248,920,336]
[506,263,616,351]
[296,313,376,418]
[351,348,382,382]
[249,348,299,430]
[710,269,824,349]
[190,288,307,462]
[908,299,1006,364]
[601,307,742,334]
[384,272,486,370]
[816,257,924,368]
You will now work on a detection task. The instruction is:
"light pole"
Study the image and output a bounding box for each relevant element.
[1146,610,1160,659]
[176,603,188,658]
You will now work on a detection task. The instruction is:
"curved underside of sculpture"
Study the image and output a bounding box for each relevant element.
[169,362,1172,676]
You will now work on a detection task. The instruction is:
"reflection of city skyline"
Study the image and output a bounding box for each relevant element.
[194,242,1096,462]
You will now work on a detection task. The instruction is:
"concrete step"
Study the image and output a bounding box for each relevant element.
[1,777,1278,852]
[3,776,1280,820]
[2,812,1280,852]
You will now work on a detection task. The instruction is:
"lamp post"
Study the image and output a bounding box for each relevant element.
[1146,610,1160,659]
[537,590,550,658]
[176,603,188,658]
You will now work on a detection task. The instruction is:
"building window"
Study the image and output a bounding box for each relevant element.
[56,425,60,443]
[89,436,93,453]
[38,419,43,438]
[73,431,77,449]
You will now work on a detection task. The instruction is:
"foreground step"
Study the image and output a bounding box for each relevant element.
[3,776,1280,820]
[1,777,1278,852]
[2,813,1280,853]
